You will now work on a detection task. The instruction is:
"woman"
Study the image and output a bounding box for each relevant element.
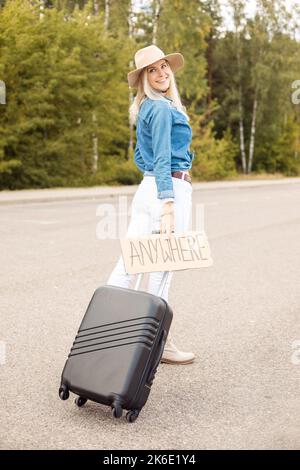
[106,45,195,365]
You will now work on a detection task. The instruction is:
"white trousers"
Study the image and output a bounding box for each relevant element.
[106,175,193,302]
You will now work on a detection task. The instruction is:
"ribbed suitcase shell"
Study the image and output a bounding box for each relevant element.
[59,282,173,422]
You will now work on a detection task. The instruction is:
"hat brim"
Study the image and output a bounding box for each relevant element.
[127,52,184,88]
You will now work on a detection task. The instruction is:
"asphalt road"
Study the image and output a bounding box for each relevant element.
[1,180,300,449]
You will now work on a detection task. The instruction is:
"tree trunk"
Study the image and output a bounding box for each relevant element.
[90,0,103,173]
[94,1,99,15]
[39,0,45,20]
[92,112,99,173]
[236,32,247,174]
[152,0,163,44]
[127,0,135,160]
[206,33,213,107]
[0,80,6,105]
[238,91,247,174]
[248,92,258,173]
[230,0,247,174]
[104,0,111,30]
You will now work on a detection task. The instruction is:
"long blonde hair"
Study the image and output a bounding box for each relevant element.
[129,61,189,127]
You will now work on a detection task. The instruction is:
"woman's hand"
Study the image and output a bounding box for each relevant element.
[160,201,175,236]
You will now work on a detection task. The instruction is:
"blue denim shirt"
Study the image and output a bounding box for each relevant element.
[134,96,195,200]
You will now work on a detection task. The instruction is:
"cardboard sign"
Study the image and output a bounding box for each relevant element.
[120,231,213,274]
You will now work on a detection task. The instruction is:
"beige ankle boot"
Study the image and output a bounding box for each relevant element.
[161,332,195,365]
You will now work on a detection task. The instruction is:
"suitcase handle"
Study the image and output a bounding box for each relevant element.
[147,329,167,384]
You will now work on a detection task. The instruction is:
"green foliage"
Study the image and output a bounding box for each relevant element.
[102,156,142,186]
[255,116,300,175]
[0,0,299,191]
[0,0,131,189]
[211,0,300,175]
[192,123,238,180]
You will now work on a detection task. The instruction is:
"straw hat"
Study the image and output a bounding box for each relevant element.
[127,44,184,88]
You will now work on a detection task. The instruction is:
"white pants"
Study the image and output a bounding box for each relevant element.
[106,175,193,302]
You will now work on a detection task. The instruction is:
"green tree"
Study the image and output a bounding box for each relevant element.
[0,0,131,189]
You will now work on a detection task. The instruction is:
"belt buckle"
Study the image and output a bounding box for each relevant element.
[181,171,190,182]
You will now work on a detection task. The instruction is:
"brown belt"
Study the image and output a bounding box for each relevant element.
[171,171,192,184]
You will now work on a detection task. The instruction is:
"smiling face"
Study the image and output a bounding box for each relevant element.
[146,59,171,94]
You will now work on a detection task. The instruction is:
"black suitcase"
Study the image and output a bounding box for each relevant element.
[59,271,173,423]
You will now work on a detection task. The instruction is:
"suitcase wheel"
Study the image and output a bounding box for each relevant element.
[75,396,87,408]
[59,385,69,401]
[126,409,140,423]
[112,404,123,419]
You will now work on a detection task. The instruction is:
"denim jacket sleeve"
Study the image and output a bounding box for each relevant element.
[149,101,174,200]
[134,143,145,172]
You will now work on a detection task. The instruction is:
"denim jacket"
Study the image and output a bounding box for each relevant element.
[134,96,195,200]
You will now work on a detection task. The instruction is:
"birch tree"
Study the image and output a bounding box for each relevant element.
[127,0,135,159]
[228,0,247,173]
[152,0,163,44]
[104,0,110,30]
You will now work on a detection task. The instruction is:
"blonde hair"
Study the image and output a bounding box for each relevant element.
[129,60,189,127]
